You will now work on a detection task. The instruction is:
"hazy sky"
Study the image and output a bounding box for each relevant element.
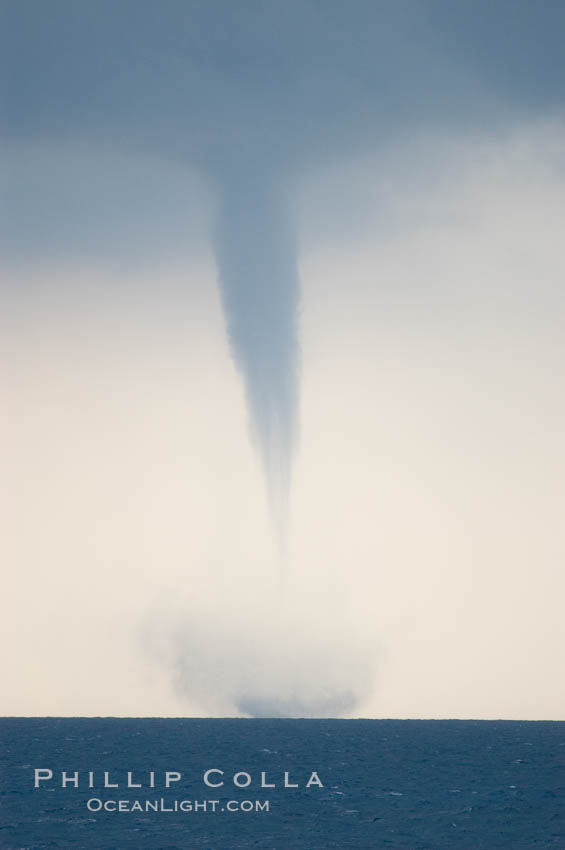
[1,1,564,719]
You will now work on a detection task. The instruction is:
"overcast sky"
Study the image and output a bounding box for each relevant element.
[1,1,564,718]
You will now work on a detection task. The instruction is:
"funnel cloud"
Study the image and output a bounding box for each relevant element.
[214,170,299,538]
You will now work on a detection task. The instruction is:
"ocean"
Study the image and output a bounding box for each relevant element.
[0,718,563,849]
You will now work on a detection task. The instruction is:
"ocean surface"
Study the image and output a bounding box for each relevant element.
[0,718,563,849]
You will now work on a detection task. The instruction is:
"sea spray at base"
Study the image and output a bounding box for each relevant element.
[146,576,374,718]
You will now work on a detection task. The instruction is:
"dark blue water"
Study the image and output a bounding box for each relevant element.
[1,719,563,849]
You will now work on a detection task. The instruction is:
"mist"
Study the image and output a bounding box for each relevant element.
[145,588,374,718]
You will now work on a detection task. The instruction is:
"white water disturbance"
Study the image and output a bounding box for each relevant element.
[214,170,299,547]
